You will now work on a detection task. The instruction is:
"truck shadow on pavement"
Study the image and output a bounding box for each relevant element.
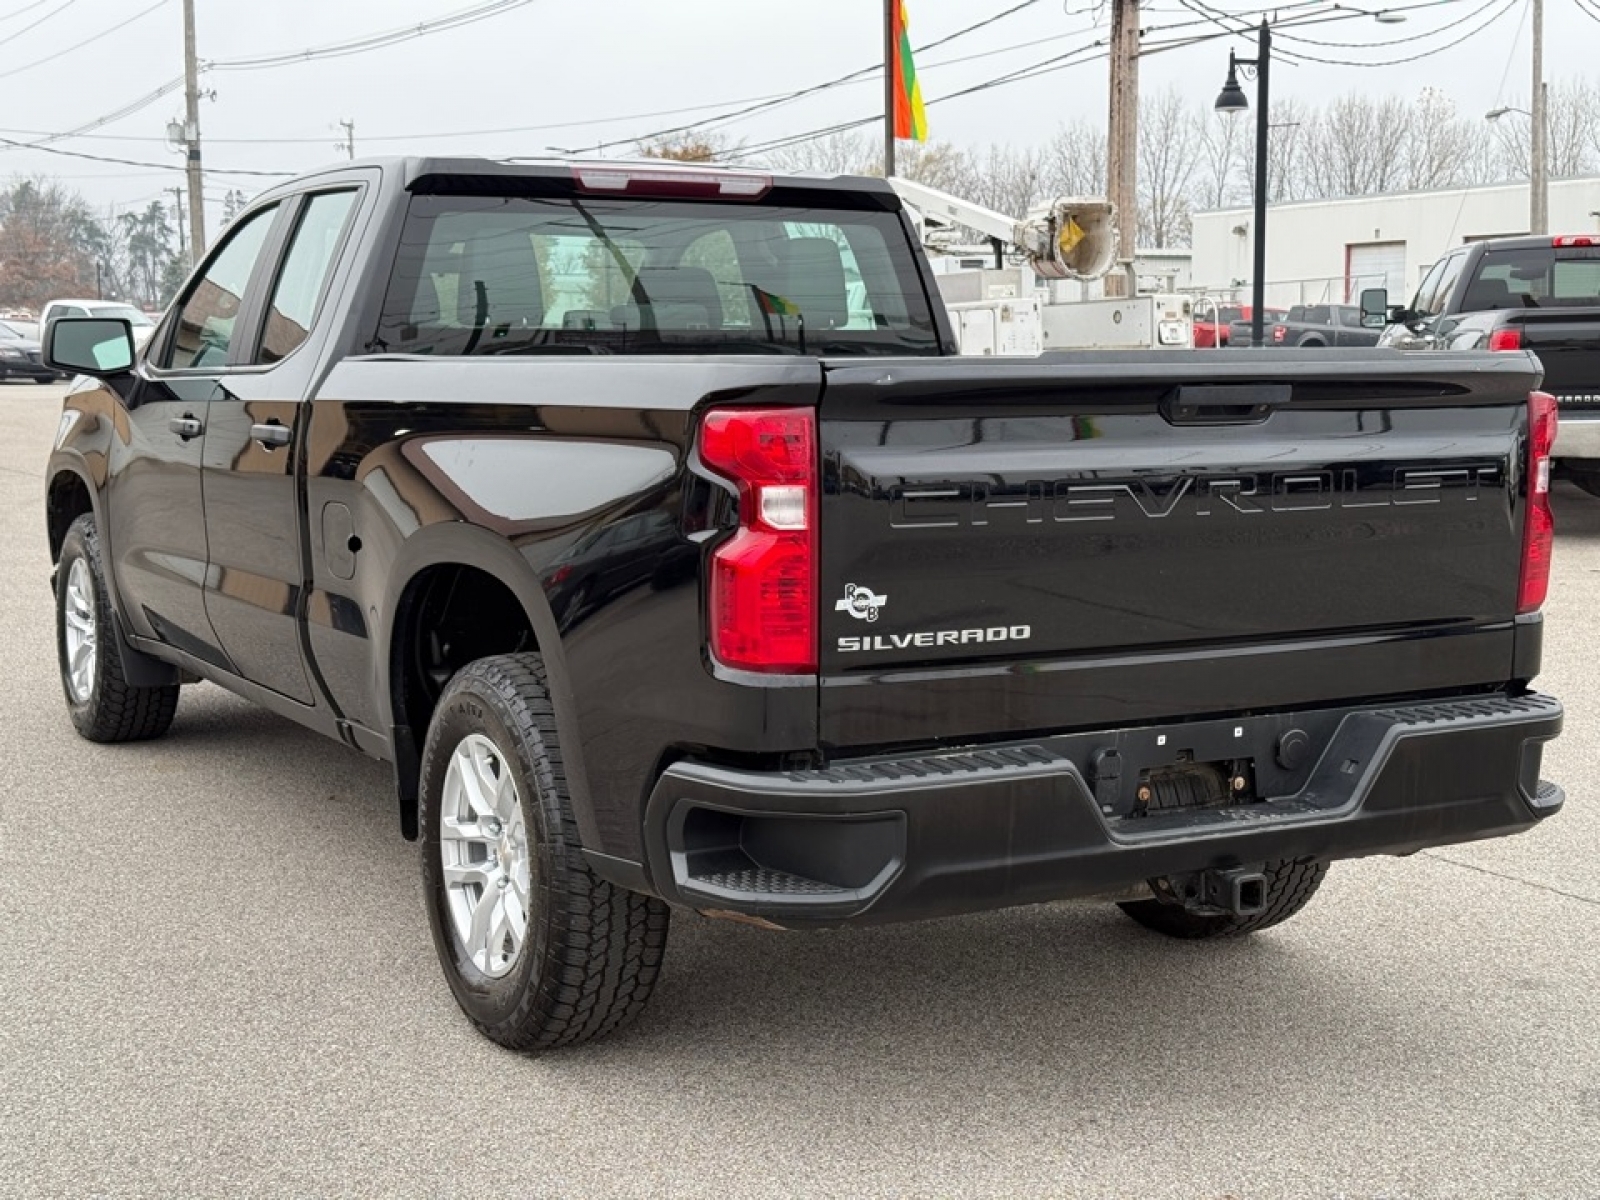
[159,678,1504,1123]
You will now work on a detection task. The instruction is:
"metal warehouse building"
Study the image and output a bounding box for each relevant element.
[1191,176,1600,308]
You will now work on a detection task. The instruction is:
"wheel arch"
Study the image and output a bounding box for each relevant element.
[46,460,97,566]
[379,524,589,845]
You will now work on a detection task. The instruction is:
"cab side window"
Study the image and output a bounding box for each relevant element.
[161,204,279,370]
[256,190,358,364]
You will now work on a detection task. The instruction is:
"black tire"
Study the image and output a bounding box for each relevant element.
[1117,857,1327,939]
[419,653,670,1053]
[56,514,179,743]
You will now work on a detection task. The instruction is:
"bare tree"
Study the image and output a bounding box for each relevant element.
[1228,96,1310,203]
[1043,120,1106,197]
[1138,87,1199,247]
[763,131,877,177]
[1301,94,1408,198]
[965,144,1049,217]
[1401,88,1478,191]
[1194,109,1245,211]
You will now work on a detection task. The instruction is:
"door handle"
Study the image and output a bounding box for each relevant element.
[169,414,203,440]
[251,421,293,449]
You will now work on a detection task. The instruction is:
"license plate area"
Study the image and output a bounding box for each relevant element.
[1087,716,1315,824]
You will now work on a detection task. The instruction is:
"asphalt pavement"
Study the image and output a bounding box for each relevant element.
[2,381,1598,1199]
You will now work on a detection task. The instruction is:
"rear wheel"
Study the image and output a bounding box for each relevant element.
[1117,858,1327,939]
[56,514,179,743]
[419,653,670,1053]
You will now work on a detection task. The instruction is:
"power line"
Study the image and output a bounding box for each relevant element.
[0,0,169,83]
[4,0,78,41]
[205,0,539,71]
[624,0,1055,150]
[1263,0,1519,66]
[1268,0,1499,47]
[0,0,63,23]
[0,135,290,177]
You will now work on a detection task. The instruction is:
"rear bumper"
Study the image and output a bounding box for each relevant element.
[1554,409,1600,460]
[639,693,1563,926]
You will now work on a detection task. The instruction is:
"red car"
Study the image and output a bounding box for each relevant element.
[1195,303,1284,347]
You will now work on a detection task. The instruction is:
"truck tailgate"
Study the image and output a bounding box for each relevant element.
[1504,308,1600,405]
[817,351,1539,750]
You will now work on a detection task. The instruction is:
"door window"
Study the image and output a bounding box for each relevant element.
[162,204,279,370]
[256,191,358,364]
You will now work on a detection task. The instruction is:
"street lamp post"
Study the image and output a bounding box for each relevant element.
[1486,85,1549,235]
[1215,20,1270,348]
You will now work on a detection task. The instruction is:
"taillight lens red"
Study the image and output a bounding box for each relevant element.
[1519,391,1558,614]
[1554,235,1597,248]
[699,408,817,673]
[1272,324,1287,343]
[1489,328,1523,352]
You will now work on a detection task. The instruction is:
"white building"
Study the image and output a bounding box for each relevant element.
[1192,176,1600,309]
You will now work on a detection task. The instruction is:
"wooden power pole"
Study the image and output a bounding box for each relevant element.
[884,0,897,178]
[1105,0,1139,297]
[182,0,206,260]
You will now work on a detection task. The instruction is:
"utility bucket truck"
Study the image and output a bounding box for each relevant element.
[891,177,1194,354]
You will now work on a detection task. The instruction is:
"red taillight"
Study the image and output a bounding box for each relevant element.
[571,165,772,201]
[1519,391,1558,614]
[1553,235,1597,248]
[1272,324,1286,343]
[1488,327,1523,352]
[700,407,817,673]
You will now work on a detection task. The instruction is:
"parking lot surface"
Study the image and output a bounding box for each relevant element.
[2,382,1598,1199]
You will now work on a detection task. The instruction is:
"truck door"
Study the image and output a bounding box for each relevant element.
[109,203,283,665]
[200,188,361,706]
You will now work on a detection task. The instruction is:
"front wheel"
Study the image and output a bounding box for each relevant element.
[419,653,670,1053]
[56,514,179,742]
[1117,858,1327,939]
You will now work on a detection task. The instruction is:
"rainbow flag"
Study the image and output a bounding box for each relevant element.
[892,0,929,142]
[753,287,802,318]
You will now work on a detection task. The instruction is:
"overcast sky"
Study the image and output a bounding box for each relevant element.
[0,0,1590,233]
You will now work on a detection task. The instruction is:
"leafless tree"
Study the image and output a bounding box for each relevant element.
[965,144,1049,217]
[1401,88,1478,191]
[1301,93,1410,198]
[1194,109,1245,211]
[1043,120,1106,197]
[1138,87,1199,247]
[763,131,877,178]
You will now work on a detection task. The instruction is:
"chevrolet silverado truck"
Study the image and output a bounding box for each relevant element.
[1368,234,1600,493]
[43,158,1565,1054]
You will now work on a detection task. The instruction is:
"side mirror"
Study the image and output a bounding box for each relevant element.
[1359,288,1390,329]
[45,318,135,376]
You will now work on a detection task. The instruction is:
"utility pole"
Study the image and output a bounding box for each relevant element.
[183,0,206,260]
[338,119,356,161]
[168,186,188,261]
[1530,0,1547,234]
[1104,0,1139,297]
[883,0,897,177]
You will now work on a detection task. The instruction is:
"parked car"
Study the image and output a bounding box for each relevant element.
[1195,301,1284,347]
[1367,234,1600,493]
[1258,303,1384,348]
[1222,307,1289,346]
[39,299,157,348]
[0,318,62,382]
[42,156,1564,1054]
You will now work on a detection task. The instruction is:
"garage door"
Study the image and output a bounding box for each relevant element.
[1346,241,1407,302]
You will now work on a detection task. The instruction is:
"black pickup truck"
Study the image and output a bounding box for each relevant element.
[43,158,1564,1053]
[1236,303,1382,349]
[1371,234,1600,493]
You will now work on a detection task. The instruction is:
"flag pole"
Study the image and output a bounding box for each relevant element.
[884,0,897,177]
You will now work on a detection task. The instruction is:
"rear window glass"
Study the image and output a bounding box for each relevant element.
[373,190,940,357]
[1462,247,1600,310]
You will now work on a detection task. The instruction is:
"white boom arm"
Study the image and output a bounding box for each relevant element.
[888,177,1119,282]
